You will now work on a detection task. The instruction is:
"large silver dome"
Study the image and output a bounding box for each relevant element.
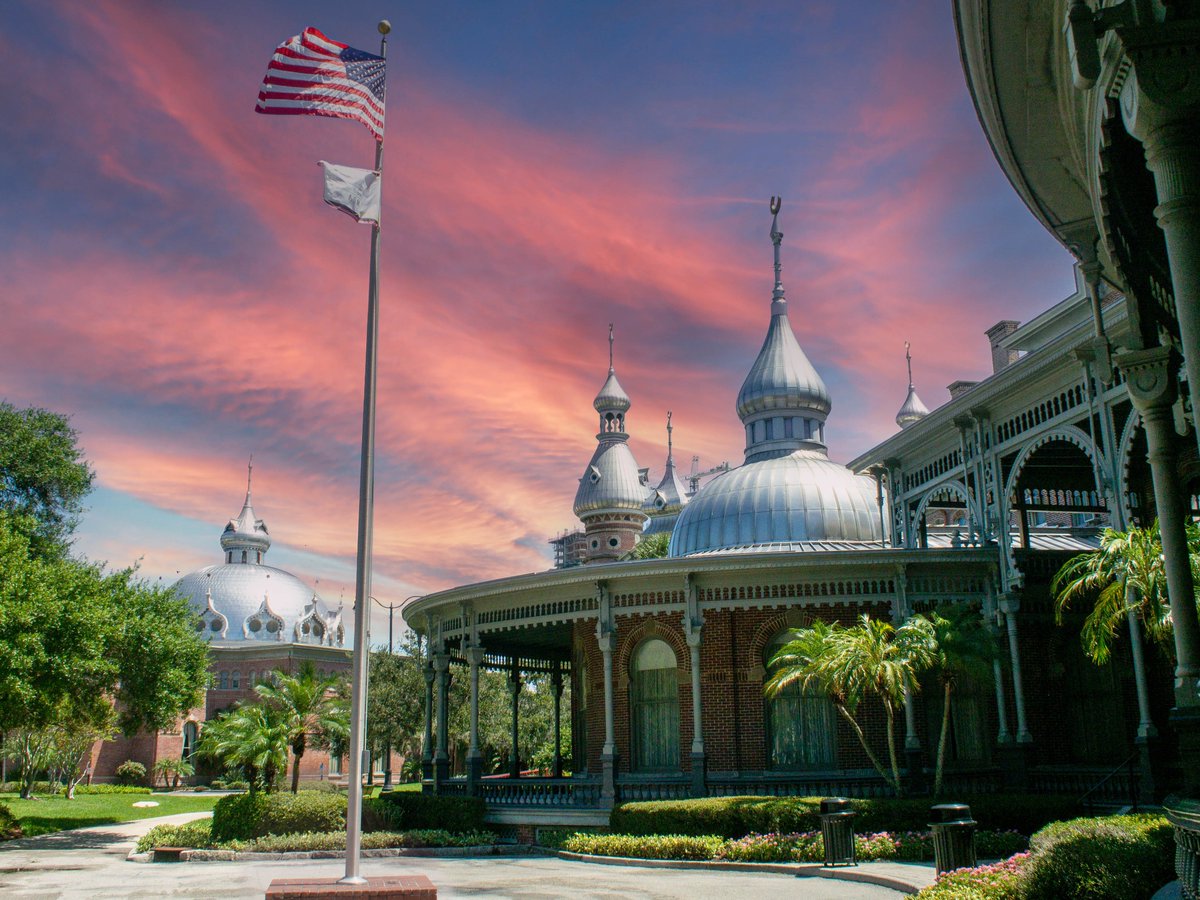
[172,471,344,648]
[175,564,344,647]
[669,450,880,555]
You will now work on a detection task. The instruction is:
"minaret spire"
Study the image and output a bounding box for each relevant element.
[769,196,785,310]
[608,322,614,372]
[905,341,914,388]
[666,410,674,466]
[246,454,254,503]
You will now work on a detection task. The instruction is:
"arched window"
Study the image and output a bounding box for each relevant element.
[231,670,241,689]
[764,634,837,770]
[248,670,257,685]
[219,671,229,690]
[630,638,679,772]
[182,722,199,763]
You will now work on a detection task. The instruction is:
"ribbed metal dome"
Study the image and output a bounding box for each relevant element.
[593,369,631,414]
[175,564,343,647]
[736,312,830,420]
[896,384,930,429]
[573,441,648,516]
[668,450,881,556]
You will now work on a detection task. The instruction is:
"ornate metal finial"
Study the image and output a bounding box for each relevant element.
[769,197,784,302]
[666,411,674,464]
[246,454,254,500]
[608,323,614,372]
[905,341,914,388]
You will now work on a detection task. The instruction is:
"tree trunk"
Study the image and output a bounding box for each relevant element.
[836,704,895,791]
[884,701,903,798]
[935,682,952,797]
[291,749,302,793]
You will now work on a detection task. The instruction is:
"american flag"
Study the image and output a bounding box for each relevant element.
[256,27,386,141]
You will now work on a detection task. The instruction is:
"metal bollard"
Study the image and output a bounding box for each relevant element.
[819,797,857,867]
[929,803,977,876]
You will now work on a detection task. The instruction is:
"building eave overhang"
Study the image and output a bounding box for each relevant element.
[402,547,997,630]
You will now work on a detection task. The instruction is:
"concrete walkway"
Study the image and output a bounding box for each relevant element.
[0,813,926,898]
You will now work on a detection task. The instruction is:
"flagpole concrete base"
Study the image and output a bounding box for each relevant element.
[265,875,436,899]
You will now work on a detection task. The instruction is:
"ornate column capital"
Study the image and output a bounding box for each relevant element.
[432,652,451,674]
[1115,346,1181,413]
[1117,22,1200,142]
[998,592,1021,617]
[464,645,486,668]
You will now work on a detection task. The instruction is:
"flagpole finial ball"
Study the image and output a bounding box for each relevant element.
[378,20,392,35]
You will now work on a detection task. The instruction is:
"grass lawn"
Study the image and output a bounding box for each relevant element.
[1,792,221,838]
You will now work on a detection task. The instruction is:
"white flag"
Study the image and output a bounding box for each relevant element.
[318,161,381,225]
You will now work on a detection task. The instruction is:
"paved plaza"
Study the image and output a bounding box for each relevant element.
[0,814,915,899]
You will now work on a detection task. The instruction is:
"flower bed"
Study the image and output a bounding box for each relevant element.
[136,818,496,854]
[560,828,1027,863]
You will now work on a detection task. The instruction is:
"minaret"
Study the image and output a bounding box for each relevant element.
[735,198,833,463]
[644,411,689,534]
[220,457,271,565]
[895,341,930,429]
[573,325,649,562]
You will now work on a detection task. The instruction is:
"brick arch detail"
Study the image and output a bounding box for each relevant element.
[748,607,816,668]
[616,616,690,676]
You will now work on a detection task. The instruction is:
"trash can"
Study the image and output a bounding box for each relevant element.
[819,797,857,867]
[929,803,977,876]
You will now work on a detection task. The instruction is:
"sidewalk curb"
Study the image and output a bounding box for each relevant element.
[555,850,928,895]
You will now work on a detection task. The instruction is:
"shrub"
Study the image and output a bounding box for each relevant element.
[0,803,22,841]
[717,832,822,862]
[225,829,497,853]
[209,779,227,790]
[563,833,724,860]
[192,785,210,792]
[609,794,1080,839]
[373,792,486,833]
[114,761,147,786]
[914,853,1029,900]
[211,792,269,842]
[258,791,347,837]
[136,820,215,853]
[1021,814,1173,900]
[298,780,339,792]
[63,784,152,796]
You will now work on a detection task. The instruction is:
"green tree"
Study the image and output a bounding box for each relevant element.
[254,662,348,793]
[152,756,195,790]
[627,532,670,560]
[367,646,426,777]
[0,401,94,557]
[915,604,999,797]
[0,513,209,794]
[1052,520,1200,664]
[766,614,935,796]
[197,703,290,792]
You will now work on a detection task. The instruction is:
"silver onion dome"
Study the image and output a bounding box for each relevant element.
[669,450,880,555]
[896,385,930,429]
[668,198,879,557]
[174,468,343,647]
[593,369,632,414]
[895,342,930,429]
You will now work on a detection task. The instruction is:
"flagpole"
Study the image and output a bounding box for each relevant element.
[341,18,390,887]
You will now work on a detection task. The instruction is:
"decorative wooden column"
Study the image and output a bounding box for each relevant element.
[551,663,564,778]
[421,660,434,786]
[683,575,705,798]
[507,660,522,779]
[465,644,485,793]
[1118,347,1200,803]
[596,582,618,802]
[998,594,1031,743]
[432,652,451,787]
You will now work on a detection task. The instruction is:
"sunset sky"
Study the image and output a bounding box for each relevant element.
[0,1,1075,639]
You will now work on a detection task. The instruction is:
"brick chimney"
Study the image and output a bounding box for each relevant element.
[986,320,1021,373]
[947,380,979,400]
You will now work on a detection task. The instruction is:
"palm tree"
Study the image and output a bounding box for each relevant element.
[766,614,936,796]
[916,604,999,797]
[1052,520,1200,664]
[196,703,290,792]
[254,663,348,793]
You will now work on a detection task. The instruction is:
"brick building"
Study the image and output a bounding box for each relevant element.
[399,206,1196,835]
[89,473,354,784]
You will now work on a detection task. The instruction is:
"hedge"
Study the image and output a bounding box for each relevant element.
[64,784,153,796]
[914,814,1175,900]
[136,819,497,854]
[560,829,1027,863]
[609,794,1083,839]
[370,791,486,833]
[211,791,348,842]
[1021,814,1174,900]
